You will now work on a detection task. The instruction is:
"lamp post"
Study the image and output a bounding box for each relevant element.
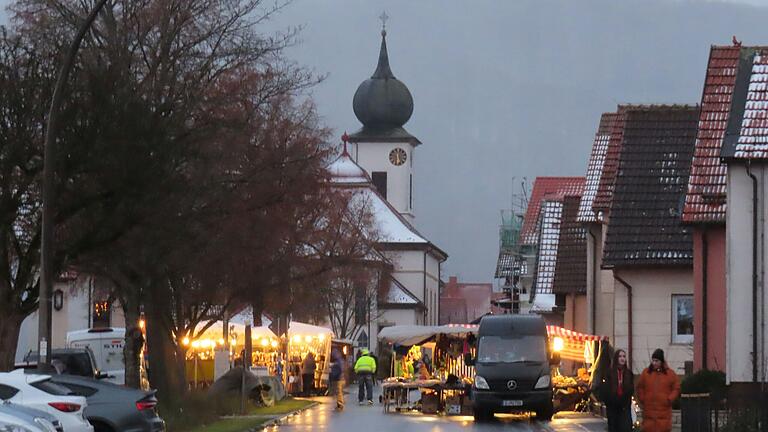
[38,0,108,368]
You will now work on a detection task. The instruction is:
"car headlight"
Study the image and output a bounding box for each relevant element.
[534,374,551,389]
[0,424,35,432]
[474,375,490,390]
[34,418,58,432]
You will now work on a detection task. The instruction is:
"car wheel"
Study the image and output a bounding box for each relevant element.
[473,407,493,422]
[535,403,554,421]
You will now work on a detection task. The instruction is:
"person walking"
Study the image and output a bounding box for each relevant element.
[329,348,345,411]
[636,349,680,432]
[354,349,376,405]
[301,352,316,397]
[602,349,634,432]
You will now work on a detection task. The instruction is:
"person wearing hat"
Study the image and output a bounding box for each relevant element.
[636,349,680,432]
[354,348,377,405]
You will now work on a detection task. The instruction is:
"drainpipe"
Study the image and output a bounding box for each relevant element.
[614,274,633,370]
[588,229,598,334]
[702,230,709,370]
[747,161,758,383]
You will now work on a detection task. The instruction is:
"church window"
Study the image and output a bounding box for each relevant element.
[409,174,413,209]
[372,172,387,199]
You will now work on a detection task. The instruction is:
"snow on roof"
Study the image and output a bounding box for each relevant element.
[578,113,616,223]
[520,177,584,246]
[532,200,564,297]
[382,276,423,306]
[733,52,768,159]
[327,150,370,184]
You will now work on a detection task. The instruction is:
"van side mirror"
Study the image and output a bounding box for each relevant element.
[95,371,111,380]
[549,352,561,366]
[464,352,475,366]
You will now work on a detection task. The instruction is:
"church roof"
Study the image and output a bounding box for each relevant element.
[328,150,430,245]
[380,276,425,309]
[350,29,419,145]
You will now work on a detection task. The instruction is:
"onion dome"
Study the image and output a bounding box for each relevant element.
[351,29,418,144]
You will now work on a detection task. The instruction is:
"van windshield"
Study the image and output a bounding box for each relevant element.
[477,336,547,364]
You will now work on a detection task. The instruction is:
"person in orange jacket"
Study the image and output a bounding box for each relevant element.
[636,349,680,432]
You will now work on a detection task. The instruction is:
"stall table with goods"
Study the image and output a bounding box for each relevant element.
[285,322,333,395]
[546,325,610,412]
[378,324,477,415]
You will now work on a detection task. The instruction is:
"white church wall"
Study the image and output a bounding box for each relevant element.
[353,141,414,219]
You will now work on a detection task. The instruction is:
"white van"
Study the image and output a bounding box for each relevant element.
[66,328,126,385]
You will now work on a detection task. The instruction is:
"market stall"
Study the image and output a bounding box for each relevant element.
[378,324,477,415]
[183,321,280,387]
[285,322,333,395]
[546,325,610,412]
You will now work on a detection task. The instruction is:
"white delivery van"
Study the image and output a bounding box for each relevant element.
[66,328,126,385]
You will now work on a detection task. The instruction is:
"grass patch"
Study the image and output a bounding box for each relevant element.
[179,398,314,432]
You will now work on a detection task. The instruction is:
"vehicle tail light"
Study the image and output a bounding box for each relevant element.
[49,402,81,412]
[136,400,157,411]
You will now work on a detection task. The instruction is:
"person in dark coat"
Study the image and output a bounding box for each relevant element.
[329,349,345,410]
[603,349,634,432]
[301,352,316,396]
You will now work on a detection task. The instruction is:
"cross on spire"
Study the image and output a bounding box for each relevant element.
[379,11,389,35]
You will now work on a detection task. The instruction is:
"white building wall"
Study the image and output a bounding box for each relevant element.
[353,141,415,221]
[612,268,693,374]
[16,276,126,362]
[725,164,768,384]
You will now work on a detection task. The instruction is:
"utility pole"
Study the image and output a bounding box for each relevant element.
[39,0,108,368]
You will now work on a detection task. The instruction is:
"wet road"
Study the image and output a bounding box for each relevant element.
[268,388,608,431]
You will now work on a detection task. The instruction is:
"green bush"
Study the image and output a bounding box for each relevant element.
[680,369,726,399]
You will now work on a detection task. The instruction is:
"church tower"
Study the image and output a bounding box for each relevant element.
[348,20,420,223]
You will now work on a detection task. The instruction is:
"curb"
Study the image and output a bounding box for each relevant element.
[256,401,319,430]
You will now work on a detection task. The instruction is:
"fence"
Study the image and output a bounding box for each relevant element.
[681,393,768,432]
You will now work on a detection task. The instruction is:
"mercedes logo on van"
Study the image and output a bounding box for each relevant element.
[506,380,518,390]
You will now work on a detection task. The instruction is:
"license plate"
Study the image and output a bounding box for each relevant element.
[502,400,523,407]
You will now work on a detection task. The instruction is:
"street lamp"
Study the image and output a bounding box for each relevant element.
[38,0,108,368]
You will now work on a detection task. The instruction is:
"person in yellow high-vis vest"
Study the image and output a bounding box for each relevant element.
[354,349,377,405]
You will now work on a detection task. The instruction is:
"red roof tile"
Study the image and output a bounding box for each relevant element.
[682,46,741,223]
[578,113,617,223]
[593,107,629,216]
[520,177,586,245]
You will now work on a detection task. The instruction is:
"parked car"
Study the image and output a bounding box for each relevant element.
[15,349,110,381]
[44,375,164,432]
[0,401,62,432]
[0,370,93,432]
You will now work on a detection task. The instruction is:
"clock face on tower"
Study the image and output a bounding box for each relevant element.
[389,148,407,166]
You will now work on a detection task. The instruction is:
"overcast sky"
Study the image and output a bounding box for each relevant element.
[2,0,768,283]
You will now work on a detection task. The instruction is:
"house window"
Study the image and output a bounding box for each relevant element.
[371,172,387,199]
[672,295,694,344]
[92,300,111,328]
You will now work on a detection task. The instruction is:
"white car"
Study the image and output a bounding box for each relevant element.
[0,412,56,432]
[0,371,92,432]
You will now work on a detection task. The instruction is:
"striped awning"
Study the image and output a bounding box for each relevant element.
[546,325,608,342]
